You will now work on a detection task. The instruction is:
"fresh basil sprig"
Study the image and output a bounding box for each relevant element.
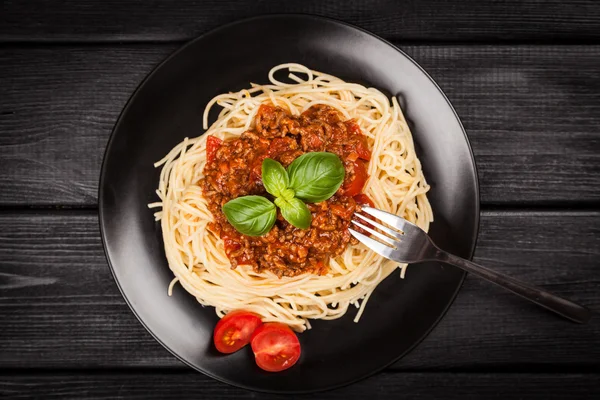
[262,158,289,198]
[222,195,276,237]
[287,152,346,203]
[222,152,345,236]
[274,197,312,229]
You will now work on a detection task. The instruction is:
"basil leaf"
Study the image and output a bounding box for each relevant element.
[222,195,276,236]
[287,152,345,203]
[280,188,296,201]
[262,158,289,198]
[275,197,312,229]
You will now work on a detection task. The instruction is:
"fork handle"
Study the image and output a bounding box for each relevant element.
[437,251,593,324]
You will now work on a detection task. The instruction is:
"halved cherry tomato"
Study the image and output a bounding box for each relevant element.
[250,323,301,372]
[206,136,223,163]
[353,193,374,207]
[213,310,262,354]
[342,160,368,197]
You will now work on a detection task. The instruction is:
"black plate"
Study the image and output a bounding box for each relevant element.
[99,14,479,393]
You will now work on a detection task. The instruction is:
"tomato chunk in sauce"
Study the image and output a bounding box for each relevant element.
[200,104,372,277]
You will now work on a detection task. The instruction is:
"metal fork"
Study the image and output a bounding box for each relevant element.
[350,206,592,324]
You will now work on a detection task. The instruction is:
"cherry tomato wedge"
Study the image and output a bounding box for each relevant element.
[353,193,374,207]
[206,136,223,163]
[341,160,368,197]
[251,323,301,372]
[213,310,262,354]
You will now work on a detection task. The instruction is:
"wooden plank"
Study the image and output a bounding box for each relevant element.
[0,210,165,368]
[399,210,600,371]
[1,45,599,206]
[0,45,173,206]
[0,210,598,369]
[2,0,600,42]
[0,372,598,399]
[411,46,600,206]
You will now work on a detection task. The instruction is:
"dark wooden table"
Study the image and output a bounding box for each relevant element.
[1,1,599,398]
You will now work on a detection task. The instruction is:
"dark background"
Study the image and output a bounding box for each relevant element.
[0,0,599,398]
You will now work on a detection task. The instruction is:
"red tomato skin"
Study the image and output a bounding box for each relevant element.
[355,137,371,161]
[341,160,368,197]
[345,121,371,160]
[345,121,361,135]
[250,323,301,372]
[213,310,262,354]
[206,136,223,163]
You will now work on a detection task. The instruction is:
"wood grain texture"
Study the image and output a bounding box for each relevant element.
[0,210,598,370]
[1,372,599,399]
[2,0,600,42]
[0,46,172,206]
[1,45,599,206]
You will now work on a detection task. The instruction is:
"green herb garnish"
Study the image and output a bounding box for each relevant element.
[222,152,345,236]
[221,195,277,237]
[287,152,346,203]
[275,197,312,230]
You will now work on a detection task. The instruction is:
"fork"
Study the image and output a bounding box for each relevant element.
[350,206,592,324]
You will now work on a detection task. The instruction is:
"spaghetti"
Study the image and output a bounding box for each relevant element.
[150,64,432,331]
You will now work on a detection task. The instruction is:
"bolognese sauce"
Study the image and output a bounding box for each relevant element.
[200,104,372,277]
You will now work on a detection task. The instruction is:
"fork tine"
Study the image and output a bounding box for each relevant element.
[361,206,420,232]
[349,228,396,259]
[351,220,397,247]
[354,213,404,239]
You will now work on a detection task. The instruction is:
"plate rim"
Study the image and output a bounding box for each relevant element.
[99,13,480,393]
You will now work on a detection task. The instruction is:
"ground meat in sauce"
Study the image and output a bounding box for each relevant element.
[200,104,372,277]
